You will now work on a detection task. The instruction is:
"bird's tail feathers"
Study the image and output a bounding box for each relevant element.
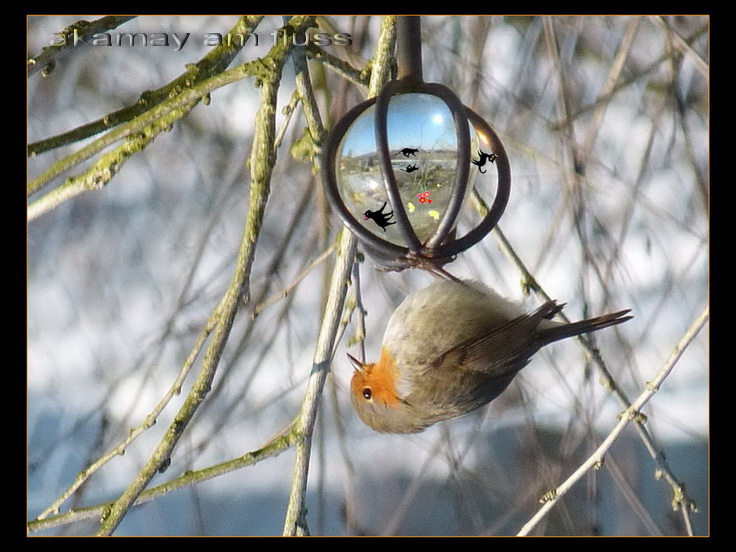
[540,309,632,343]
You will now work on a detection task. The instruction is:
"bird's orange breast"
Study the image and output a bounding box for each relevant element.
[351,347,402,407]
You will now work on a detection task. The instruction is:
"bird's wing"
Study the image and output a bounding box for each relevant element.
[436,301,562,378]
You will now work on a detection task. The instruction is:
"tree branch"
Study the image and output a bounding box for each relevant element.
[282,15,397,536]
[28,16,137,78]
[94,16,318,536]
[28,16,263,156]
[517,305,708,536]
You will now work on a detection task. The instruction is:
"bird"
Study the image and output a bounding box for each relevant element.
[348,279,631,434]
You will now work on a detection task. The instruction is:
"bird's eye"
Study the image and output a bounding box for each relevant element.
[362,387,372,400]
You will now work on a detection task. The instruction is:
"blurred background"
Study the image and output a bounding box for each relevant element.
[27,15,708,536]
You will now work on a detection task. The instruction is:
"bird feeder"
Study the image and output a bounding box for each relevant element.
[322,17,511,271]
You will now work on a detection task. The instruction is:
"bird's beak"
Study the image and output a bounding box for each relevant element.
[346,353,364,372]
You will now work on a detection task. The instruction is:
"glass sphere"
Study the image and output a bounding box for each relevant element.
[336,93,480,245]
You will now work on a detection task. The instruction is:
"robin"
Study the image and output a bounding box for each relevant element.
[348,279,631,433]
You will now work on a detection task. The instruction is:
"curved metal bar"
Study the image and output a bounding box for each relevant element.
[321,92,511,270]
[320,96,410,262]
[374,80,424,253]
[432,107,512,259]
[418,82,471,251]
[322,14,510,271]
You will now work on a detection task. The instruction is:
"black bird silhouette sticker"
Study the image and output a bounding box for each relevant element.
[363,202,396,231]
[402,164,419,173]
[471,150,498,173]
[395,148,419,158]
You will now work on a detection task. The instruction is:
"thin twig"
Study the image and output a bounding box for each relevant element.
[28,56,264,200]
[282,15,396,536]
[473,185,701,531]
[282,229,357,536]
[28,16,137,78]
[33,306,219,521]
[252,244,337,318]
[650,16,708,78]
[28,421,299,534]
[28,16,263,156]
[95,16,318,536]
[28,102,196,220]
[517,305,708,535]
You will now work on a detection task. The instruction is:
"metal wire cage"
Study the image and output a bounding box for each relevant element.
[321,17,511,271]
